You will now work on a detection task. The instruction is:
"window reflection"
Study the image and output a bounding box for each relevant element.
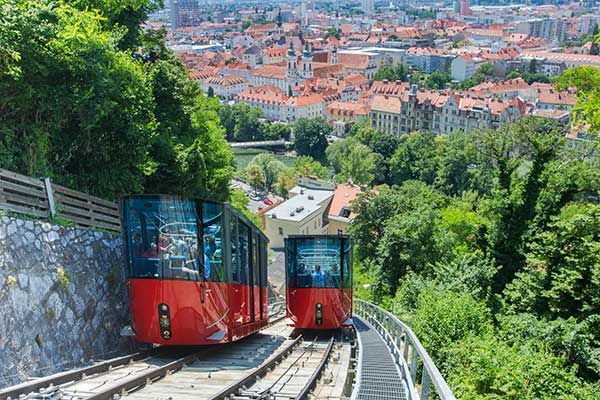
[203,202,224,282]
[124,197,200,281]
[288,238,346,289]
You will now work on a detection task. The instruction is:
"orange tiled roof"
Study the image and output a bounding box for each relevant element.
[370,80,410,97]
[251,64,286,79]
[371,95,401,113]
[326,101,370,117]
[325,183,363,220]
[205,75,248,86]
[286,93,325,107]
[236,85,287,105]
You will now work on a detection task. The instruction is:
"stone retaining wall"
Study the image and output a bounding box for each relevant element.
[0,216,131,387]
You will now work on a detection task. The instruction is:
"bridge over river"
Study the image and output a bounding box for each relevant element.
[229,139,292,149]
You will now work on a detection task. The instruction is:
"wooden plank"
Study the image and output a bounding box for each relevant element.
[52,183,118,209]
[59,203,120,225]
[0,202,49,219]
[1,191,49,211]
[54,193,119,216]
[59,213,120,232]
[0,169,46,188]
[0,180,46,198]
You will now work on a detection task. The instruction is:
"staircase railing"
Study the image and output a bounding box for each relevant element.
[354,299,456,400]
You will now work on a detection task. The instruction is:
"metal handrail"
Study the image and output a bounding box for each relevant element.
[354,299,456,400]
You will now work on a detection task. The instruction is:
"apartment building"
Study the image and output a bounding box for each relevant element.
[402,47,454,74]
[370,85,527,136]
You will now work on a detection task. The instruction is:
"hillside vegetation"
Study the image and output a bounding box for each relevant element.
[350,118,600,398]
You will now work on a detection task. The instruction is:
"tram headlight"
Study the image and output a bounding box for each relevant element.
[158,303,172,340]
[315,303,323,326]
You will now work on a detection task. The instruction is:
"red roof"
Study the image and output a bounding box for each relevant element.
[325,183,363,220]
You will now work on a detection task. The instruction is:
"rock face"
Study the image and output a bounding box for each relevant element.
[0,216,131,387]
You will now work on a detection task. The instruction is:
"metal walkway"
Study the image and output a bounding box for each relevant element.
[353,316,407,400]
[352,300,456,400]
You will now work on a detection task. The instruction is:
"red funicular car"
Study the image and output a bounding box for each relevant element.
[285,235,353,329]
[120,195,268,345]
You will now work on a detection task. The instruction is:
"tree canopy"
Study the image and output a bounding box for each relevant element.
[292,118,331,162]
[350,116,600,398]
[0,0,234,200]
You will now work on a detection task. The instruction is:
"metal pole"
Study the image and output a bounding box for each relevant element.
[421,369,431,400]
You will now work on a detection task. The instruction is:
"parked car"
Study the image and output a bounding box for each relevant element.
[263,197,273,205]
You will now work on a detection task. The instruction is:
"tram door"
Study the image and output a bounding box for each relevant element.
[239,222,253,324]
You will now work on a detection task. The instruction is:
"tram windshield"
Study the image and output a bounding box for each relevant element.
[286,237,352,289]
[122,196,225,282]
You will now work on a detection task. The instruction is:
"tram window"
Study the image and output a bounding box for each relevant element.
[230,217,239,282]
[261,237,268,288]
[123,197,200,281]
[286,239,296,287]
[289,238,342,289]
[342,239,352,288]
[252,232,260,287]
[202,201,225,282]
[238,222,250,285]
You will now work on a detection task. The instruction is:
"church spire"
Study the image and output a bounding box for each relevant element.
[303,43,312,58]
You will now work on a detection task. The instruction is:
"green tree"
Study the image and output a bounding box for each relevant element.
[555,66,600,134]
[389,131,439,186]
[293,118,331,162]
[424,70,452,89]
[247,153,287,190]
[245,163,265,193]
[207,86,214,97]
[506,204,600,320]
[373,63,409,82]
[0,0,156,198]
[340,143,377,186]
[229,189,262,228]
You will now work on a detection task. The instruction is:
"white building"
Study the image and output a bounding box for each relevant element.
[451,54,483,82]
[201,75,249,100]
[264,179,335,248]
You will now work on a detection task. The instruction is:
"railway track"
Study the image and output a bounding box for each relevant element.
[2,318,352,400]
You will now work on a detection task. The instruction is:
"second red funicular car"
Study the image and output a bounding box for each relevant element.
[285,235,353,330]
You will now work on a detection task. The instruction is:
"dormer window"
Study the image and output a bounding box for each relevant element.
[339,207,351,218]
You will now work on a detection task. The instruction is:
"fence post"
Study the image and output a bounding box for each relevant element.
[43,178,56,218]
[421,368,431,400]
[410,345,418,384]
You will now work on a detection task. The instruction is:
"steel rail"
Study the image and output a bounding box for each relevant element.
[295,337,335,400]
[86,347,216,400]
[207,335,303,400]
[0,349,161,400]
[91,317,289,400]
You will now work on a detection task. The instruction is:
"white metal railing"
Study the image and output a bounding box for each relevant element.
[354,299,456,400]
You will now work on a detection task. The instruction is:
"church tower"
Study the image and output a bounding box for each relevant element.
[286,41,297,80]
[331,46,338,64]
[301,43,313,79]
[276,8,284,40]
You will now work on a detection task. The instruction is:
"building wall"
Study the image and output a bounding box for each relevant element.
[0,216,130,386]
[264,210,327,248]
[326,218,349,235]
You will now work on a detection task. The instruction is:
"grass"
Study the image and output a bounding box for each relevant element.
[56,267,70,292]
